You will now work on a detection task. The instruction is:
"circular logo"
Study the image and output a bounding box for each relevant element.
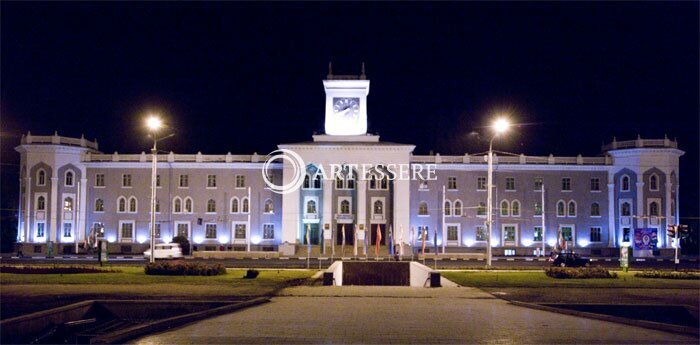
[262,149,306,194]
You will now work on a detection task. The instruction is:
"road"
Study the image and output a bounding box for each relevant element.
[2,255,698,270]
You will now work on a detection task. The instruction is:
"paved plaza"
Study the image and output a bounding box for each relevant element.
[134,285,697,344]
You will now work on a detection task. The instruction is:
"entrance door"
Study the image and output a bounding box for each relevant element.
[336,224,355,245]
[369,224,386,246]
[303,223,320,245]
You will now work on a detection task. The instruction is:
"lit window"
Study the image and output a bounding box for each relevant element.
[235,175,245,188]
[511,200,520,217]
[453,200,463,216]
[534,226,542,241]
[205,224,217,239]
[418,202,428,216]
[503,226,516,242]
[373,200,383,215]
[475,226,486,241]
[444,200,452,216]
[340,200,350,214]
[63,223,72,237]
[263,224,275,239]
[307,200,317,214]
[63,197,74,211]
[231,198,239,213]
[207,199,216,213]
[242,198,249,213]
[173,197,182,213]
[534,202,542,216]
[234,224,246,239]
[447,225,459,242]
[128,197,137,213]
[94,198,104,212]
[264,199,274,214]
[36,223,46,238]
[153,223,161,238]
[121,222,133,239]
[184,197,193,213]
[118,197,127,213]
[560,226,573,241]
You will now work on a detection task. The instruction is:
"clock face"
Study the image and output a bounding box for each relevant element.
[332,97,360,119]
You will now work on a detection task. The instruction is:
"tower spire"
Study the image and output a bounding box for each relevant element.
[327,62,333,79]
[360,62,366,79]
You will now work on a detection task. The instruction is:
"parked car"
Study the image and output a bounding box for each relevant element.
[551,252,590,267]
[144,243,184,260]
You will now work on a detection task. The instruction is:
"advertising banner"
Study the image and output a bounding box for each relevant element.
[634,228,658,250]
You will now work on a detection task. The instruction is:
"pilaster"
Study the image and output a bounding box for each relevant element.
[49,177,58,243]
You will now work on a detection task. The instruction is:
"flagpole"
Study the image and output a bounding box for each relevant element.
[442,185,446,254]
[341,224,346,257]
[541,184,546,257]
[306,223,310,269]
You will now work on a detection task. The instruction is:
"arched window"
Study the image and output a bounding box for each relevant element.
[418,202,428,215]
[306,200,317,214]
[340,200,350,214]
[346,174,355,189]
[511,200,520,217]
[207,199,216,213]
[621,202,631,216]
[500,200,509,216]
[373,200,383,215]
[231,197,239,213]
[369,174,377,189]
[118,197,127,213]
[567,201,577,217]
[444,200,452,216]
[184,197,193,213]
[557,201,565,216]
[37,196,46,211]
[303,174,311,189]
[37,169,46,186]
[313,175,322,189]
[65,171,74,187]
[173,197,182,213]
[94,198,104,212]
[128,197,137,213]
[63,197,74,211]
[264,199,274,213]
[380,176,389,190]
[649,174,659,191]
[477,202,486,216]
[649,201,659,217]
[591,202,600,216]
[336,176,344,189]
[621,175,630,192]
[242,197,249,213]
[453,200,463,216]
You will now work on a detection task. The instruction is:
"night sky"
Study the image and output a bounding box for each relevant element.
[1,2,698,242]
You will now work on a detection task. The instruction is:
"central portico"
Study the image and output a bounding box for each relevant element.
[279,68,415,252]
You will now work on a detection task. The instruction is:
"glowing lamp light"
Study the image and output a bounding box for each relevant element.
[218,236,229,244]
[463,238,475,247]
[437,239,442,246]
[490,239,500,247]
[547,239,557,247]
[137,235,148,244]
[493,118,510,134]
[193,236,204,244]
[107,235,116,243]
[522,239,533,247]
[163,236,172,244]
[251,236,262,245]
[146,116,163,131]
[578,239,590,247]
[621,241,631,248]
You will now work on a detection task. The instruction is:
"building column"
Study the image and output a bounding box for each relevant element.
[78,178,88,245]
[23,177,31,243]
[281,165,300,244]
[49,177,58,243]
[664,181,673,248]
[636,180,645,229]
[393,178,410,249]
[356,179,367,232]
[322,178,333,239]
[607,182,616,247]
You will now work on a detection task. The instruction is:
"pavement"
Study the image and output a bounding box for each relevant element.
[134,284,698,344]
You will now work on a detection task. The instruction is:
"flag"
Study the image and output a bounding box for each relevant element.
[306,223,311,255]
[421,228,427,255]
[411,226,415,254]
[341,224,346,255]
[558,229,566,251]
[433,228,438,255]
[363,228,367,256]
[399,225,404,256]
[388,225,394,256]
[375,224,381,257]
[353,224,358,257]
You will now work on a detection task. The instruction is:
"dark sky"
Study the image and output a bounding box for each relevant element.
[2,2,698,231]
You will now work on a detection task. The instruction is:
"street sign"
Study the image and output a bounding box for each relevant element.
[620,246,629,271]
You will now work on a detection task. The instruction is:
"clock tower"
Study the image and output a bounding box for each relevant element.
[323,64,370,136]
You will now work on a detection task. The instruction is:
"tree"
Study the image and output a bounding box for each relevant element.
[172,235,191,256]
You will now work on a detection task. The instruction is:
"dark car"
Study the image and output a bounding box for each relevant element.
[551,252,590,267]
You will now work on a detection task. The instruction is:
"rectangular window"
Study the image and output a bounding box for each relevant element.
[534,226,542,242]
[156,174,161,187]
[122,174,132,187]
[447,225,459,242]
[534,178,543,190]
[561,226,573,241]
[622,227,631,242]
[179,174,189,188]
[534,202,543,216]
[95,174,105,187]
[177,223,189,238]
[476,226,486,241]
[121,222,133,239]
[505,177,515,191]
[418,226,430,241]
[447,177,457,190]
[590,178,600,191]
[477,177,486,191]
[207,175,217,188]
[263,224,274,239]
[236,175,245,188]
[63,223,72,237]
[503,226,516,242]
[153,223,161,238]
[562,178,571,191]
[205,224,217,239]
[590,227,602,242]
[36,222,46,238]
[93,222,105,238]
[235,224,247,239]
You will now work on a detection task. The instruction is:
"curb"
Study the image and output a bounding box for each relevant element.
[508,300,699,337]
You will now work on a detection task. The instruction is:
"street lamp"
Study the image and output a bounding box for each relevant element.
[146,115,163,264]
[486,117,510,268]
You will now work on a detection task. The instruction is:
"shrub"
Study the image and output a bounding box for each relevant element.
[243,269,260,279]
[172,236,191,255]
[144,261,226,276]
[545,266,617,279]
[634,270,700,280]
[0,265,119,274]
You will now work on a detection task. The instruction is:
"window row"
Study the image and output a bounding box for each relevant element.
[97,173,248,188]
[439,176,603,192]
[415,225,605,244]
[92,196,275,214]
[620,174,662,192]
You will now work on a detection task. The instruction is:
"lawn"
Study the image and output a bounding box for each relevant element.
[0,266,316,319]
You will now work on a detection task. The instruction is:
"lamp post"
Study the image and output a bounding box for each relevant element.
[486,117,510,268]
[146,116,163,264]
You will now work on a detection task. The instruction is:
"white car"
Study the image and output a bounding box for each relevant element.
[144,243,184,260]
